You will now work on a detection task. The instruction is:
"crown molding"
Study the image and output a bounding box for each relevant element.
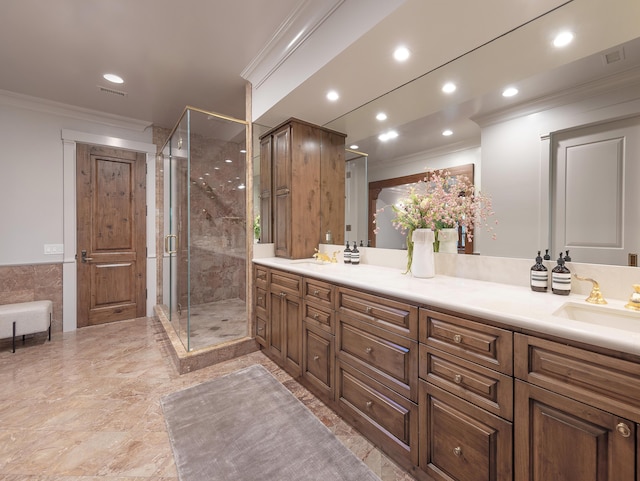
[241,0,345,89]
[472,67,640,128]
[0,89,152,132]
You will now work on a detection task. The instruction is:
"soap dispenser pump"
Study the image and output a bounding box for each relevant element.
[551,253,571,296]
[351,242,360,265]
[530,251,548,292]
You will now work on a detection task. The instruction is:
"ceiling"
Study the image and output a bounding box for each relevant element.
[1,0,639,164]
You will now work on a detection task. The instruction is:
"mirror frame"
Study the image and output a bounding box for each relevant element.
[368,163,475,253]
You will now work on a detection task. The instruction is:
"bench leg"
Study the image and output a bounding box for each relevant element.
[12,321,16,353]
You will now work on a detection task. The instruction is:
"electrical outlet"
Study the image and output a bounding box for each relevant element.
[44,244,64,255]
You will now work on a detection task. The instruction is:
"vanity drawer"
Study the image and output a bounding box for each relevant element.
[302,321,334,402]
[514,333,640,423]
[270,269,302,297]
[254,264,268,289]
[255,313,267,347]
[336,359,418,467]
[338,286,418,339]
[255,286,267,315]
[420,309,513,375]
[337,314,418,401]
[419,381,512,481]
[303,278,334,309]
[303,300,333,332]
[420,345,513,421]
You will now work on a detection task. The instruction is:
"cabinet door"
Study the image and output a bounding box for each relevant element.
[283,293,302,377]
[515,380,635,481]
[302,321,334,401]
[268,290,284,360]
[273,126,291,258]
[259,136,272,243]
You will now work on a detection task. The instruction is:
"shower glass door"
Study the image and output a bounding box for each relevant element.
[162,107,249,351]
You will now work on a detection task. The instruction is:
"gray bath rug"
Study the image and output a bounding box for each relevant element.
[161,364,380,481]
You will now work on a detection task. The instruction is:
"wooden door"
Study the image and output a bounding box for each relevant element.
[515,380,635,481]
[76,144,147,327]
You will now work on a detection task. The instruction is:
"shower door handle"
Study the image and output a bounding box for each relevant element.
[165,234,177,254]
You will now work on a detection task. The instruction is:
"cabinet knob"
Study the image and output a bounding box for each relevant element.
[366,306,372,314]
[257,327,264,332]
[280,292,286,298]
[313,355,320,361]
[453,334,463,344]
[453,446,463,457]
[313,289,320,295]
[258,296,263,301]
[313,313,319,320]
[365,347,373,354]
[454,374,463,384]
[366,401,373,409]
[616,422,631,438]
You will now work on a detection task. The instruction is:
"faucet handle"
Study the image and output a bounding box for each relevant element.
[573,275,608,305]
[625,284,640,311]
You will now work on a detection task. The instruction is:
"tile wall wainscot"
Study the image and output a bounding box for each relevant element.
[0,263,63,332]
[262,244,639,302]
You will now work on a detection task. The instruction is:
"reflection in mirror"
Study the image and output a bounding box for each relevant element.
[369,164,474,253]
[345,150,368,247]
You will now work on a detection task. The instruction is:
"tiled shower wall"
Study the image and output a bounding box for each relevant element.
[0,263,63,332]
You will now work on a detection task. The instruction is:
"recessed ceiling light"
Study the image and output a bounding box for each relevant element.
[376,112,387,121]
[393,46,410,62]
[442,130,453,136]
[326,90,339,101]
[238,184,246,190]
[553,31,574,48]
[349,144,359,150]
[442,82,457,94]
[502,87,519,97]
[103,73,124,84]
[240,149,247,154]
[225,159,233,163]
[378,130,398,142]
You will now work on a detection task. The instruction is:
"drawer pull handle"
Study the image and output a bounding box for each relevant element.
[616,423,631,438]
[453,334,463,344]
[365,347,373,354]
[258,296,263,301]
[313,289,320,295]
[453,446,463,457]
[366,306,372,314]
[366,401,373,409]
[313,355,320,361]
[313,313,319,320]
[454,374,463,384]
[257,327,264,332]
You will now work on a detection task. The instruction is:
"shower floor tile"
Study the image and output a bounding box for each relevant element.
[184,297,247,350]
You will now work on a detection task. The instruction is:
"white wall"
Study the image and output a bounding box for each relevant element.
[0,92,153,265]
[478,81,640,259]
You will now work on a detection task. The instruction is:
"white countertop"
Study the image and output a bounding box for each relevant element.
[254,257,640,357]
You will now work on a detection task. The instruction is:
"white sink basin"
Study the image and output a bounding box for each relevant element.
[553,301,640,331]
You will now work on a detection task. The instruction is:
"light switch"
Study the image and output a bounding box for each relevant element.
[44,244,64,255]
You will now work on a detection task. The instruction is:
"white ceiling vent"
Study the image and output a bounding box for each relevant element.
[97,85,128,97]
[602,48,625,65]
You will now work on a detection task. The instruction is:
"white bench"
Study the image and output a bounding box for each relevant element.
[0,300,52,353]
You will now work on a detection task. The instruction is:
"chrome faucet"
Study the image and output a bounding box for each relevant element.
[573,275,607,304]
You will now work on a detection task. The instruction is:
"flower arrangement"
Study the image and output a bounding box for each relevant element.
[374,170,496,271]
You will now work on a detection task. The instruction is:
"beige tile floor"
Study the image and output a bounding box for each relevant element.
[0,317,417,481]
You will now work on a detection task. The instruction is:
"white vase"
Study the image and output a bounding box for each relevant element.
[437,228,459,254]
[411,229,435,278]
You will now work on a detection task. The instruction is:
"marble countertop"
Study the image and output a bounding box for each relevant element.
[253,257,640,357]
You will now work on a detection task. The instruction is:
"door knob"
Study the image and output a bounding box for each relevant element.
[81,250,94,263]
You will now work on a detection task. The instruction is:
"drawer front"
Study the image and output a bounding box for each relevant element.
[303,300,333,332]
[302,321,334,401]
[303,278,334,308]
[338,314,417,401]
[255,286,267,315]
[514,333,640,423]
[420,345,513,421]
[419,381,513,481]
[254,264,268,289]
[255,313,267,347]
[338,287,418,339]
[270,269,302,297]
[336,360,418,466]
[421,309,513,375]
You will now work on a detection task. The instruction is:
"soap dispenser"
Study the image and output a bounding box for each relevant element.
[351,241,360,265]
[551,253,571,295]
[343,241,351,264]
[530,251,548,292]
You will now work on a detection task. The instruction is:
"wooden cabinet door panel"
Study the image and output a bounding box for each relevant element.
[268,290,283,359]
[515,380,635,481]
[302,321,334,401]
[259,136,272,243]
[283,294,302,377]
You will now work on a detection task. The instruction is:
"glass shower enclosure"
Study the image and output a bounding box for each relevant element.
[160,107,249,352]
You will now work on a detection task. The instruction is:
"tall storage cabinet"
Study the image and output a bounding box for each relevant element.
[259,118,346,259]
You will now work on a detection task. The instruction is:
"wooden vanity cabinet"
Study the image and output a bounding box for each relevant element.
[513,333,640,481]
[259,118,346,259]
[418,309,514,481]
